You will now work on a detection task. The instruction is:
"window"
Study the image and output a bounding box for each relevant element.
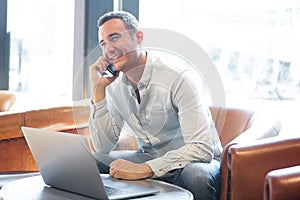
[139,0,300,135]
[7,0,75,110]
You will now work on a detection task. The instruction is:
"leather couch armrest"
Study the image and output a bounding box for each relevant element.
[264,165,300,200]
[220,112,280,200]
[220,143,236,200]
[228,136,300,200]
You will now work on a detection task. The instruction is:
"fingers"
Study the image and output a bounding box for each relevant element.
[92,56,109,73]
[109,167,120,179]
[109,160,121,179]
[90,57,105,82]
[89,57,119,103]
[109,159,132,179]
[89,57,109,81]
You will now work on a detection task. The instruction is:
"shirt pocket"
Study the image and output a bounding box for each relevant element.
[146,105,174,135]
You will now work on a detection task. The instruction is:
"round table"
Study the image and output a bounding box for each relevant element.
[0,175,193,200]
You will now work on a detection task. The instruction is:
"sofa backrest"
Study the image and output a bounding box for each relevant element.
[0,106,90,172]
[210,107,256,147]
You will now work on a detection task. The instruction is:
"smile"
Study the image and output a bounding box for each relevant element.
[109,53,123,64]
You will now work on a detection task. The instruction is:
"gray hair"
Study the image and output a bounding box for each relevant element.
[97,11,139,33]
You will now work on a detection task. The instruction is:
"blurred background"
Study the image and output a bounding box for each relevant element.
[1,0,299,135]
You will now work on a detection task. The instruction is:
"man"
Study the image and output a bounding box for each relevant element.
[89,11,222,199]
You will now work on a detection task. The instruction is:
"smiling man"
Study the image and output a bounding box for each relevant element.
[88,11,222,200]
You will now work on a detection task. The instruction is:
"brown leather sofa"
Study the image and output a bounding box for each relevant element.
[228,135,300,200]
[0,106,90,172]
[259,136,300,200]
[264,165,300,200]
[0,90,16,112]
[0,105,281,199]
[212,107,281,200]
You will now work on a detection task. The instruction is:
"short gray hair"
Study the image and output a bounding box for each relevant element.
[97,11,139,33]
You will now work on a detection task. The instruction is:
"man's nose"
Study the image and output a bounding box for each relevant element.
[104,42,116,54]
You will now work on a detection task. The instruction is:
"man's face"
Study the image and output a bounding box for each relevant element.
[98,18,140,72]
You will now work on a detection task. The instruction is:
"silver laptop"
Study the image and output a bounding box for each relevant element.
[22,126,160,200]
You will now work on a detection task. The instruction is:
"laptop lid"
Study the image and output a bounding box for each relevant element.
[21,126,159,200]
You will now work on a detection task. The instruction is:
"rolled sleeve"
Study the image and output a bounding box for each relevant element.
[88,98,120,153]
[146,157,190,177]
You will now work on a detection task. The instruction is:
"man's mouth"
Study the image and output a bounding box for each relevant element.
[109,53,123,64]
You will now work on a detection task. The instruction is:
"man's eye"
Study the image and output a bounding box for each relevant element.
[99,42,105,48]
[110,35,121,42]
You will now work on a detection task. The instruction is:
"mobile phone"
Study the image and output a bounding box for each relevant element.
[100,64,117,78]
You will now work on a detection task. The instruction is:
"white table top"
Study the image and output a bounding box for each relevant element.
[0,175,193,200]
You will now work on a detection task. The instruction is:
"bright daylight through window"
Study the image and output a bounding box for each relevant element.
[139,0,300,134]
[7,0,74,110]
[4,0,300,134]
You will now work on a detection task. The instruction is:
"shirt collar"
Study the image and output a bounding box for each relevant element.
[122,52,153,90]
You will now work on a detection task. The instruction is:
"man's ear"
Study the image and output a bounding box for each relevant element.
[136,31,143,44]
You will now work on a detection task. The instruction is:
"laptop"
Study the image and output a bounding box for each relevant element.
[21,126,160,200]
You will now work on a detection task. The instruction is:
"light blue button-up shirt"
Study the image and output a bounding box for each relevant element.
[89,55,222,177]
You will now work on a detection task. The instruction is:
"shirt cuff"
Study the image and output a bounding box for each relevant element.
[89,98,108,119]
[146,157,189,177]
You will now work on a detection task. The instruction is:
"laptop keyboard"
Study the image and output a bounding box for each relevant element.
[104,186,129,196]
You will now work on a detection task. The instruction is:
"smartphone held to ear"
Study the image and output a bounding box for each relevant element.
[98,64,117,78]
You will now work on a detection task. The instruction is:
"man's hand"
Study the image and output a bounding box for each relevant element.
[90,56,119,103]
[109,159,154,180]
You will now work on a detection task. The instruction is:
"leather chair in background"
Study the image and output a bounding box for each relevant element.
[0,106,90,189]
[210,107,281,200]
[227,135,300,200]
[0,90,16,112]
[264,165,300,200]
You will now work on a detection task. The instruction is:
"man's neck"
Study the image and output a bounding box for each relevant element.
[125,51,147,86]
